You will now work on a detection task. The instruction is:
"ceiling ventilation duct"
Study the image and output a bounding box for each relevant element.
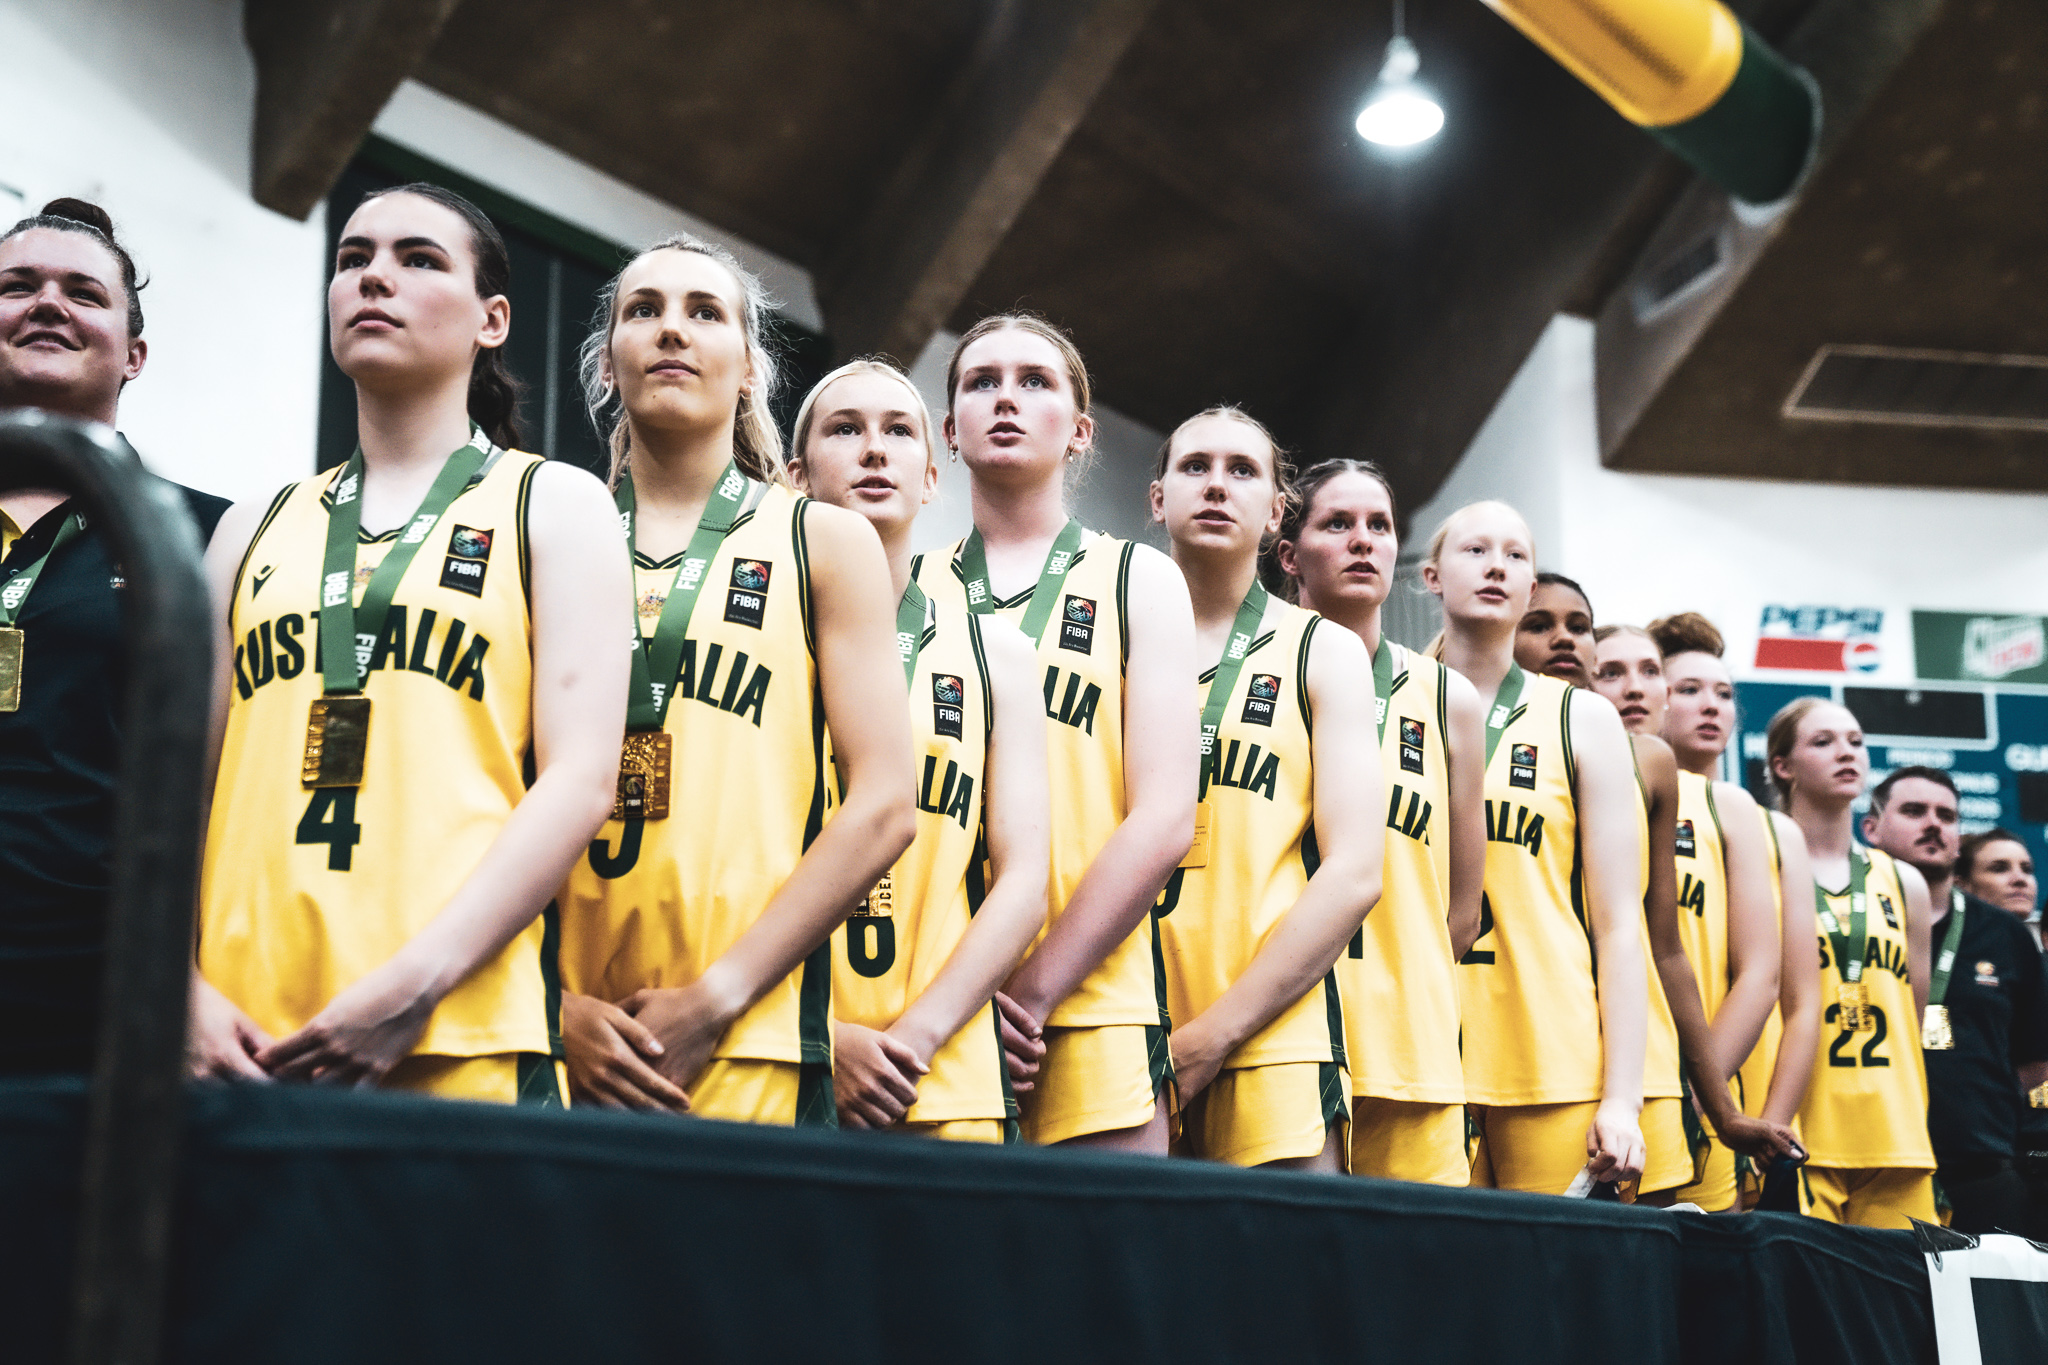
[1784,345,2048,433]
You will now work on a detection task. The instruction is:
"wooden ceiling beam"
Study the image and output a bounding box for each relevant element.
[817,0,1163,366]
[246,0,463,220]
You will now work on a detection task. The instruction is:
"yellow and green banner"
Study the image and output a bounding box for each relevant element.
[1914,610,2048,686]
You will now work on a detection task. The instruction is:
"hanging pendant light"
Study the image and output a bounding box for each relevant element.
[1356,0,1445,148]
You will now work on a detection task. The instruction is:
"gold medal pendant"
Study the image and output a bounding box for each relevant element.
[614,730,673,820]
[1178,801,1212,869]
[302,696,371,787]
[1920,1005,1954,1051]
[859,869,895,919]
[1837,980,1872,1032]
[0,625,21,713]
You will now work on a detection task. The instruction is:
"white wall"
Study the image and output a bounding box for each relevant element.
[1410,315,2048,683]
[2,0,329,503]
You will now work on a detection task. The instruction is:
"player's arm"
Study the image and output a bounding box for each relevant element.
[1442,667,1486,959]
[846,620,1051,1123]
[1709,782,1780,1076]
[625,501,917,1092]
[260,461,631,1085]
[1759,811,1819,1128]
[1000,544,1196,1029]
[1568,689,1648,1184]
[186,495,279,1080]
[1896,857,1933,1020]
[1169,622,1382,1101]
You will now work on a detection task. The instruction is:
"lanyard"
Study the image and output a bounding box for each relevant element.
[896,580,930,687]
[1929,889,1967,1007]
[1482,663,1526,766]
[1369,636,1397,743]
[318,437,489,695]
[0,511,85,625]
[1814,850,1870,985]
[961,518,1086,644]
[1197,581,1271,798]
[618,460,751,731]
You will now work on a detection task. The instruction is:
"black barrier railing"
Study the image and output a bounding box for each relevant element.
[0,411,213,1365]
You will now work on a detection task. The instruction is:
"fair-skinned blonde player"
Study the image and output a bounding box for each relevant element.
[1277,460,1486,1185]
[1149,410,1383,1172]
[788,359,1049,1142]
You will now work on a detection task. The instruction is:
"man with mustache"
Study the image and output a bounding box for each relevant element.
[1864,766,2048,1236]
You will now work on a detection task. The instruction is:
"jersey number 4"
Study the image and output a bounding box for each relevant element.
[297,789,363,871]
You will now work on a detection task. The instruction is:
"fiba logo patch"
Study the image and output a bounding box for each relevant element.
[1060,594,1096,654]
[1509,742,1538,790]
[1240,672,1281,726]
[725,559,771,628]
[1400,717,1426,774]
[932,673,965,740]
[1675,818,1697,858]
[440,524,492,596]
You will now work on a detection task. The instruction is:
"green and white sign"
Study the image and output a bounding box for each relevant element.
[1914,610,2048,685]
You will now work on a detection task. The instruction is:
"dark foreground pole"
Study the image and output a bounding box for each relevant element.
[0,411,214,1365]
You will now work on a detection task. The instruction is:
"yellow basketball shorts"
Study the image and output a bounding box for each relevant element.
[899,1118,1007,1144]
[1799,1166,1938,1229]
[384,1052,566,1108]
[1350,1097,1470,1186]
[1676,1133,1740,1212]
[688,1058,837,1128]
[1020,1024,1169,1146]
[1469,1101,1606,1195]
[1639,1095,1700,1195]
[1176,1062,1349,1169]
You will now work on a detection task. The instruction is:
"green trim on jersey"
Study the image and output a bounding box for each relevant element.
[227,484,297,635]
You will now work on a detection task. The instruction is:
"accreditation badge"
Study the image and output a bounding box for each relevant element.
[1178,801,1211,869]
[301,695,371,787]
[1837,979,1873,1032]
[0,625,21,712]
[614,730,673,820]
[1921,1005,1955,1051]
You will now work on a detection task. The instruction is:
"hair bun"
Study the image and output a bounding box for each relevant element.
[1647,610,1724,658]
[39,198,117,238]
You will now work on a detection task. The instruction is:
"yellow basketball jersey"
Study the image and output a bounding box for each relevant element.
[558,484,830,1067]
[1157,602,1343,1069]
[1796,847,1934,1169]
[200,451,552,1057]
[1461,672,1610,1105]
[1342,643,1462,1102]
[1736,805,1784,1117]
[1633,775,1685,1103]
[914,531,1160,1031]
[1673,772,1731,1022]
[830,582,1005,1122]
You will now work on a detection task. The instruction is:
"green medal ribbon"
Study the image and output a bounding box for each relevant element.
[0,511,85,626]
[617,459,752,731]
[1197,580,1271,799]
[896,580,930,687]
[1369,635,1397,744]
[1813,849,1870,985]
[1482,662,1527,766]
[318,435,490,696]
[1928,889,1967,1008]
[960,518,1086,644]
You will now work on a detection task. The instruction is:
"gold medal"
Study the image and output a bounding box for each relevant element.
[301,696,371,787]
[1920,1005,1954,1050]
[1837,979,1872,1032]
[0,625,21,713]
[613,730,673,820]
[1178,801,1212,869]
[857,869,895,919]
[2030,1080,2048,1110]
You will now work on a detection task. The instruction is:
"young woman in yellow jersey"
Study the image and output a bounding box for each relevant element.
[1768,697,1937,1227]
[1435,504,1646,1193]
[1592,623,1801,1210]
[1513,575,1690,1198]
[785,359,1049,1142]
[555,240,916,1125]
[1647,613,1820,1206]
[1148,410,1383,1170]
[916,314,1196,1153]
[1275,461,1485,1184]
[190,185,632,1103]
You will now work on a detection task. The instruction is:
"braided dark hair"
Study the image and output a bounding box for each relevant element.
[358,182,526,451]
[2,198,146,337]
